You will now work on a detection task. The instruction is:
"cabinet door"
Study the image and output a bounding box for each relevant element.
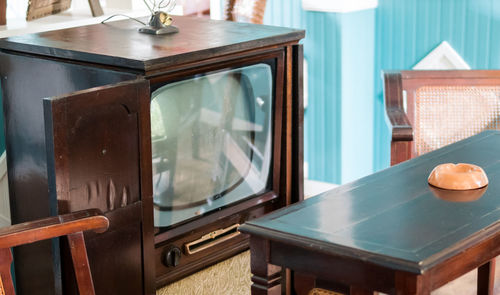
[43,79,154,295]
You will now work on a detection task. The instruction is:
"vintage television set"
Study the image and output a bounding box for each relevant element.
[0,16,304,294]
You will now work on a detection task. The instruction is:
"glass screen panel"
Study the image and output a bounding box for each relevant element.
[152,63,273,228]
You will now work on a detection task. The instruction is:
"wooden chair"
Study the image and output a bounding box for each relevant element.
[225,0,267,24]
[0,209,109,295]
[384,69,500,294]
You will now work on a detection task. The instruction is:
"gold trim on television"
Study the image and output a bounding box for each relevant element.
[184,224,241,255]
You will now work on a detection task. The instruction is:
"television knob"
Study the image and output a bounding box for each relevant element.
[163,246,181,267]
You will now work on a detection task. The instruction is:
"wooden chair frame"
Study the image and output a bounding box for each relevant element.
[0,209,109,295]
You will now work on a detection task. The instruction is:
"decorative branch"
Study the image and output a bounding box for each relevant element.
[168,0,177,11]
[158,0,168,8]
[143,0,176,12]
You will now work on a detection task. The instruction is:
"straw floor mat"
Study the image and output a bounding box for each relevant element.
[156,251,251,295]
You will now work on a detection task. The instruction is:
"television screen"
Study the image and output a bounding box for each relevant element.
[152,63,274,228]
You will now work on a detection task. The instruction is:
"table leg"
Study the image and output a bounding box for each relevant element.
[250,237,282,295]
[395,272,430,295]
[477,259,496,295]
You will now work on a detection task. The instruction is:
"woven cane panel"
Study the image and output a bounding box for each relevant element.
[415,86,500,156]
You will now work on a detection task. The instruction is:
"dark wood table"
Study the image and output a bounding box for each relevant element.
[240,131,500,295]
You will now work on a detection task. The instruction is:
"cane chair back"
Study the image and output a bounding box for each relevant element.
[414,85,500,156]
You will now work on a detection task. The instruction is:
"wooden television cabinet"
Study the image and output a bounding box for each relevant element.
[0,16,304,294]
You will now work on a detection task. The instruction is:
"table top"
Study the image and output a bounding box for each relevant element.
[240,131,500,274]
[0,16,304,72]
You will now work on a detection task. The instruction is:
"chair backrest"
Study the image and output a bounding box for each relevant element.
[0,209,108,295]
[224,0,267,24]
[385,70,500,162]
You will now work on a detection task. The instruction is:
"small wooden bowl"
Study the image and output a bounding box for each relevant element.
[428,163,488,190]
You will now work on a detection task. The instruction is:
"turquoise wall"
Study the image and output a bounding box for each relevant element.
[263,0,500,184]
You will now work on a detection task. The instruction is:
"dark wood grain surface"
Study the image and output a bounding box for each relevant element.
[0,51,138,295]
[241,131,500,274]
[0,16,304,71]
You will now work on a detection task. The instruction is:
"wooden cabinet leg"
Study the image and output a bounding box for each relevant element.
[293,272,315,295]
[478,259,496,295]
[395,272,430,295]
[250,237,281,295]
[350,286,373,295]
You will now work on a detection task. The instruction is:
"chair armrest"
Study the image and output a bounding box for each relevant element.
[386,107,413,141]
[0,209,109,249]
[384,72,413,142]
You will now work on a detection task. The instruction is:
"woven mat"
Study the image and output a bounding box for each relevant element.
[156,251,251,295]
